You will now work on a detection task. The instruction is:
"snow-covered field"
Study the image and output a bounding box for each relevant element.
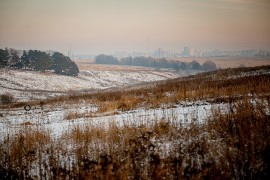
[0,100,228,141]
[1,64,269,179]
[0,67,198,139]
[0,68,181,101]
[1,67,269,139]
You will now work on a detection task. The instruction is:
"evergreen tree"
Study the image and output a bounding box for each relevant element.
[179,62,187,70]
[35,51,51,72]
[95,54,119,64]
[202,61,217,71]
[21,50,30,69]
[67,61,79,76]
[1,47,79,76]
[9,48,20,66]
[0,48,9,68]
[51,52,79,76]
[188,60,201,70]
[26,50,51,71]
[27,50,37,70]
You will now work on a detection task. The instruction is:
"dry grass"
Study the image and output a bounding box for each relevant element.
[1,97,269,179]
[1,65,270,178]
[75,60,156,71]
[0,93,15,105]
[2,65,269,112]
[0,127,51,179]
[64,111,84,120]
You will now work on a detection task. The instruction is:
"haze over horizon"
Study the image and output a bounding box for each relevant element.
[1,0,270,55]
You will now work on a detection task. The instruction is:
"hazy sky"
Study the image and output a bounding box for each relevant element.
[0,0,270,54]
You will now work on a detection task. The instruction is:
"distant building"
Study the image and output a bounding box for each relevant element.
[158,48,165,58]
[241,49,257,57]
[256,49,266,57]
[181,47,190,57]
[169,50,175,57]
[193,49,202,57]
[153,48,165,58]
[202,50,241,57]
[266,51,270,57]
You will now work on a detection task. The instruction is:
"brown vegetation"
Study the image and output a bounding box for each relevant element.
[46,65,270,114]
[1,65,270,179]
[1,97,269,179]
[2,65,270,112]
[0,93,15,105]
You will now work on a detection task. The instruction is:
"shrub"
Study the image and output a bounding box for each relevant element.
[0,93,15,104]
[202,60,217,71]
[64,111,84,120]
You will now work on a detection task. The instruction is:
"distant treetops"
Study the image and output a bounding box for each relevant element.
[0,48,79,76]
[95,54,217,71]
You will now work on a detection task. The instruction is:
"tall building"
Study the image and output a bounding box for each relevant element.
[182,47,190,57]
[169,50,175,57]
[153,48,165,58]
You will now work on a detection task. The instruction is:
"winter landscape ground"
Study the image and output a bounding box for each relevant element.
[0,65,181,102]
[0,63,270,179]
[2,0,270,178]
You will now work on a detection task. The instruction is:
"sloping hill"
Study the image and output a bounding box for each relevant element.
[0,65,270,179]
[0,68,181,101]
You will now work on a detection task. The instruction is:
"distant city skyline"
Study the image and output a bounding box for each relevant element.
[76,47,270,59]
[4,46,270,60]
[1,0,270,55]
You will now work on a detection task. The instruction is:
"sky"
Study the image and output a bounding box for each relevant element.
[0,0,270,55]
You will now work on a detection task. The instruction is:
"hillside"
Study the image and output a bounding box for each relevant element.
[0,65,270,179]
[0,67,181,101]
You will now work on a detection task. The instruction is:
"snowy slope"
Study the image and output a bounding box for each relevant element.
[0,69,181,101]
[0,101,228,140]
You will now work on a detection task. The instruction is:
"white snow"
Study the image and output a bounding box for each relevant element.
[0,69,181,101]
[0,101,229,140]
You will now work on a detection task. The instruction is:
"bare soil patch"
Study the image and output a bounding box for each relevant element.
[75,60,157,71]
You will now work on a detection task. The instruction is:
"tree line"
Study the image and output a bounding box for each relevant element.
[95,54,217,71]
[0,48,79,76]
